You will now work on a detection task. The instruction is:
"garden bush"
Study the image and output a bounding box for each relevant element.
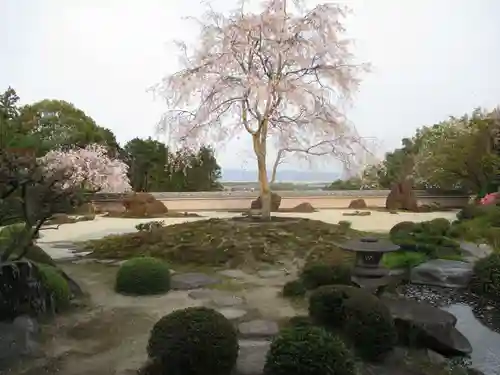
[135,220,165,232]
[389,221,417,237]
[309,285,397,361]
[382,251,428,269]
[300,263,352,290]
[37,264,71,310]
[147,306,238,375]
[282,280,307,298]
[457,204,486,221]
[115,257,171,295]
[263,325,355,375]
[285,316,314,329]
[470,253,500,300]
[423,218,451,236]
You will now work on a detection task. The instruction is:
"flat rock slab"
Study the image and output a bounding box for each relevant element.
[218,269,249,279]
[238,320,279,338]
[217,308,248,320]
[256,270,285,279]
[171,273,220,290]
[382,297,472,356]
[410,259,473,288]
[235,340,271,375]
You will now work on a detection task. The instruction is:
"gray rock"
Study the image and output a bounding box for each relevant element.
[171,273,219,290]
[460,241,493,261]
[235,340,271,375]
[382,297,472,356]
[410,259,473,288]
[212,295,244,307]
[0,316,40,370]
[426,349,446,364]
[218,269,248,279]
[188,289,220,300]
[217,308,247,320]
[238,320,279,338]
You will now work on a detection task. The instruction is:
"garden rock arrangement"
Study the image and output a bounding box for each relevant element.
[410,259,474,288]
[250,192,282,211]
[348,198,367,209]
[385,180,418,212]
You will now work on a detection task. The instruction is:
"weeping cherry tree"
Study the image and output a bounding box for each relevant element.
[154,0,368,218]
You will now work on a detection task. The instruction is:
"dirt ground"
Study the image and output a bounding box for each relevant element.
[7,262,299,375]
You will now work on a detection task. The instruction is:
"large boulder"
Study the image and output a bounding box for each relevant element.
[289,202,316,213]
[250,193,282,211]
[348,199,367,209]
[122,193,168,217]
[410,259,473,289]
[381,297,472,357]
[0,315,40,371]
[385,180,418,212]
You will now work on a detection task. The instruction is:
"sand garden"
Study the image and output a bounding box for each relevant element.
[3,208,500,375]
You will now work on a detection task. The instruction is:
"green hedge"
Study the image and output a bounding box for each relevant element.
[115,257,171,295]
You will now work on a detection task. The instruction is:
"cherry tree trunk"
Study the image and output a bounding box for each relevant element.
[253,135,271,220]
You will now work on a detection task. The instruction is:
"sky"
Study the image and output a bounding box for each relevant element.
[2,0,500,172]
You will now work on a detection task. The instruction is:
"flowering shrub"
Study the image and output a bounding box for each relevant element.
[40,144,131,193]
[480,192,498,205]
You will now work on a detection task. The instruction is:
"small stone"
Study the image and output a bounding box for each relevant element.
[171,273,219,290]
[235,340,271,375]
[217,308,247,320]
[238,320,279,338]
[212,295,244,307]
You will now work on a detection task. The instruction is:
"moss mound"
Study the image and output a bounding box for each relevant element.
[147,306,238,375]
[263,325,355,375]
[282,280,307,298]
[470,253,500,300]
[115,257,171,295]
[84,218,359,268]
[309,285,396,361]
[37,264,71,310]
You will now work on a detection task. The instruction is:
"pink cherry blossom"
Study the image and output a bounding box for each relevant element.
[39,144,132,193]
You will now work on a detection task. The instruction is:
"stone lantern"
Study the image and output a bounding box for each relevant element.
[338,237,400,294]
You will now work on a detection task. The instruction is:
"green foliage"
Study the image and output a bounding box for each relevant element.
[263,325,355,375]
[115,257,171,295]
[324,178,363,190]
[382,251,428,269]
[308,285,397,362]
[423,218,451,236]
[147,306,238,375]
[389,221,418,237]
[470,253,500,300]
[282,280,307,298]
[338,220,352,231]
[457,204,485,221]
[285,316,314,330]
[300,263,352,290]
[135,220,165,232]
[37,264,70,310]
[124,137,222,192]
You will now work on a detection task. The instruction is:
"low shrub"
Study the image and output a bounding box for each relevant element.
[115,257,171,295]
[424,218,451,236]
[136,220,165,232]
[470,253,500,300]
[300,263,352,290]
[309,285,397,361]
[285,316,314,330]
[389,221,417,237]
[457,204,485,221]
[37,264,71,310]
[338,220,352,230]
[382,251,428,269]
[263,325,355,375]
[282,280,307,298]
[147,306,238,375]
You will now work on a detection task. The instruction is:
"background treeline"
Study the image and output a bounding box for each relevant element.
[325,107,500,196]
[0,87,222,192]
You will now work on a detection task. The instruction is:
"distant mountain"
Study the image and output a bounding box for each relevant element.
[221,169,340,182]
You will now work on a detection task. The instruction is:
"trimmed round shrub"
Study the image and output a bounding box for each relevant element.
[470,253,500,300]
[309,285,397,361]
[37,264,71,310]
[115,257,171,295]
[389,221,417,237]
[426,218,451,236]
[285,316,314,330]
[282,280,307,298]
[147,306,238,375]
[300,263,352,290]
[342,291,397,361]
[457,204,484,221]
[308,285,357,330]
[263,325,355,375]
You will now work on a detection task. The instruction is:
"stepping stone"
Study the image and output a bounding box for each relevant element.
[257,270,284,278]
[188,289,245,307]
[218,269,248,279]
[212,295,244,307]
[171,273,219,290]
[217,308,247,320]
[238,320,279,338]
[235,340,271,375]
